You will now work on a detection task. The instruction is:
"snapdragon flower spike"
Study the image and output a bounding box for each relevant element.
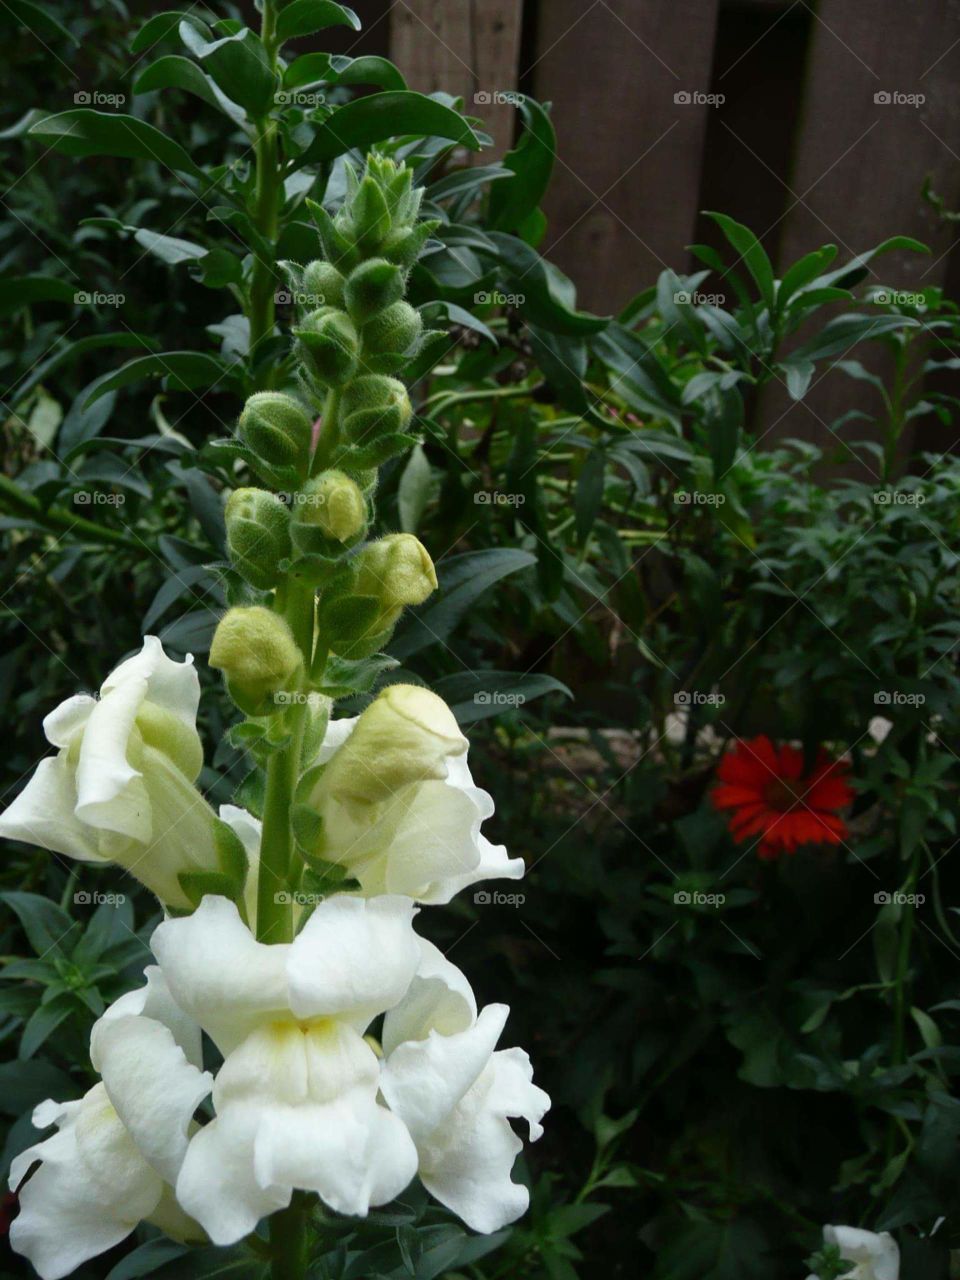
[10,968,210,1280]
[806,1225,900,1280]
[303,684,525,902]
[381,938,551,1233]
[151,894,421,1244]
[0,638,222,909]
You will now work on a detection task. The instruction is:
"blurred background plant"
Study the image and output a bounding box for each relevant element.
[3,3,960,1279]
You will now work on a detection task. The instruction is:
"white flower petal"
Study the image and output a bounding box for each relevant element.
[314,714,357,765]
[74,667,150,842]
[823,1226,900,1280]
[381,1004,508,1145]
[92,965,203,1070]
[287,894,419,1024]
[0,756,103,863]
[101,635,200,733]
[92,1012,212,1185]
[10,1084,162,1280]
[220,803,262,922]
[382,938,476,1055]
[151,896,290,1054]
[42,695,95,748]
[418,1047,550,1234]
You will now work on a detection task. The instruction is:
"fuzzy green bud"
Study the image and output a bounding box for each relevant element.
[341,375,413,444]
[348,176,392,253]
[209,606,303,716]
[238,392,312,474]
[296,471,367,543]
[380,221,439,269]
[344,258,405,325]
[353,533,437,631]
[363,301,423,357]
[295,308,359,386]
[316,683,466,806]
[225,488,292,591]
[302,260,346,311]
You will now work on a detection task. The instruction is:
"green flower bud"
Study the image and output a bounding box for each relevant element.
[380,221,439,269]
[353,533,437,631]
[295,308,359,387]
[317,683,466,806]
[225,488,292,591]
[344,258,405,325]
[238,392,312,474]
[302,260,346,311]
[349,176,393,253]
[306,199,360,272]
[296,471,367,543]
[341,375,413,444]
[209,606,303,716]
[363,301,423,357]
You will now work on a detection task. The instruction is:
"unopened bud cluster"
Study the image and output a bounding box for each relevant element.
[214,155,440,717]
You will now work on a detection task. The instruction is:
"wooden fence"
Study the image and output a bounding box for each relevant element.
[323,0,960,450]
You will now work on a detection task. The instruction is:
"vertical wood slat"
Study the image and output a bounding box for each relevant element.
[388,0,524,157]
[758,0,960,453]
[528,0,721,313]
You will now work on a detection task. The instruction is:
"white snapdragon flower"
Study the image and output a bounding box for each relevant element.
[304,684,524,903]
[10,968,210,1280]
[807,1226,900,1280]
[0,637,218,909]
[150,894,421,1244]
[380,937,550,1233]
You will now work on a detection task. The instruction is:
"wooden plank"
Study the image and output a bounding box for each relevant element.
[528,0,721,312]
[757,0,960,454]
[388,0,524,157]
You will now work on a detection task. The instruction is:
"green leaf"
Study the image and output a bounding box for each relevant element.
[284,52,405,92]
[0,892,77,959]
[433,670,572,724]
[29,111,203,178]
[16,332,155,405]
[777,245,838,308]
[2,0,78,44]
[105,1240,191,1280]
[575,451,605,544]
[180,26,276,118]
[292,92,481,170]
[397,443,433,533]
[20,996,74,1059]
[134,56,248,126]
[0,1059,78,1116]
[704,211,776,311]
[486,232,609,335]
[489,95,556,234]
[133,228,209,266]
[276,1,361,43]
[0,275,78,316]
[791,313,918,363]
[84,352,230,407]
[130,10,211,54]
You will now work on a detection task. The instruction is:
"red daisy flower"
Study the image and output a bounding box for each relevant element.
[711,735,853,859]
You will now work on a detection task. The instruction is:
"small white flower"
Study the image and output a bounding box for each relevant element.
[0,637,218,909]
[306,684,524,902]
[151,894,421,1244]
[808,1226,900,1280]
[9,968,210,1280]
[380,938,550,1233]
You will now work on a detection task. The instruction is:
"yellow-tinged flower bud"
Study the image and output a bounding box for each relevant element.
[341,376,413,445]
[318,683,466,805]
[225,488,292,590]
[296,471,367,542]
[238,392,312,474]
[209,607,302,716]
[354,533,437,631]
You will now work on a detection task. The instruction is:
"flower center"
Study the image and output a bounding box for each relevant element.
[764,778,803,812]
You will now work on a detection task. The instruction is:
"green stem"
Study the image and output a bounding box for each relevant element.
[891,849,920,1067]
[268,1197,307,1280]
[0,475,137,548]
[248,0,282,388]
[310,387,341,474]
